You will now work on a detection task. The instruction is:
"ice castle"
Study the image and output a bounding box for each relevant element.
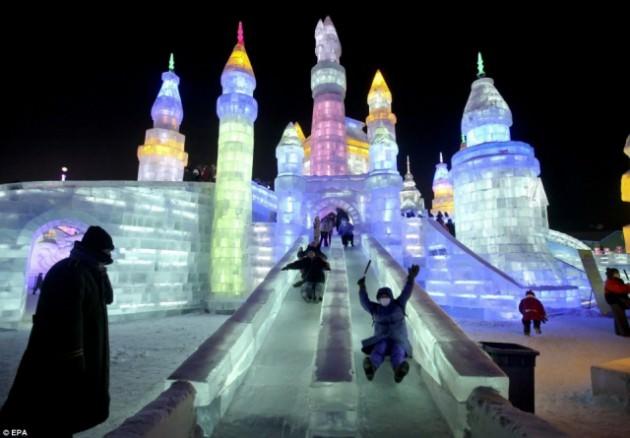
[1,17,619,328]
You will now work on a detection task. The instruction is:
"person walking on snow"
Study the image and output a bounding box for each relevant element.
[518,290,547,335]
[358,264,419,383]
[320,213,334,247]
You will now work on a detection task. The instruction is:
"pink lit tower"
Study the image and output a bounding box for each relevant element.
[309,17,347,176]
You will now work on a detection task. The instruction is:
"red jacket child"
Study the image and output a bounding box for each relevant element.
[519,291,547,321]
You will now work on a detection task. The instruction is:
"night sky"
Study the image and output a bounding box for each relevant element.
[4,9,629,233]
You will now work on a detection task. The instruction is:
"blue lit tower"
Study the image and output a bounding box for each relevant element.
[450,53,564,286]
[137,53,188,181]
[274,122,305,259]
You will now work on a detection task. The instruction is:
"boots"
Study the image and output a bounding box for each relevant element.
[394,361,410,383]
[363,357,375,381]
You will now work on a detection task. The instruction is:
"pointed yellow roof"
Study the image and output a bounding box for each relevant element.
[294,122,306,143]
[368,70,392,103]
[224,21,254,75]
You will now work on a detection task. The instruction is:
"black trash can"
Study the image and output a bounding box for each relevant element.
[480,341,540,413]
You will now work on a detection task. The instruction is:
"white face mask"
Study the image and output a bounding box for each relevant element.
[379,298,391,307]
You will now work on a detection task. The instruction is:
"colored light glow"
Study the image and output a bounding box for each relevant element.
[211,22,257,296]
[169,52,175,71]
[431,156,454,216]
[347,143,369,157]
[276,123,304,177]
[621,172,630,203]
[137,143,187,161]
[294,122,307,142]
[310,17,347,176]
[623,135,630,252]
[368,127,398,172]
[138,55,187,181]
[302,132,369,176]
[366,111,397,125]
[365,69,402,247]
[310,94,348,176]
[401,155,424,214]
[452,82,566,288]
[367,71,397,129]
[466,124,510,146]
[367,70,398,176]
[368,70,392,104]
[84,196,127,207]
[315,16,341,63]
[224,25,253,75]
[159,300,189,307]
[461,75,512,147]
[477,52,485,78]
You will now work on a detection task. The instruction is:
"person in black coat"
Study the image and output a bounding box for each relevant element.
[446,218,456,237]
[282,249,330,302]
[358,265,419,383]
[0,226,115,437]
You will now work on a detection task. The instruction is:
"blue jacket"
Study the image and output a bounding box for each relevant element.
[359,278,413,357]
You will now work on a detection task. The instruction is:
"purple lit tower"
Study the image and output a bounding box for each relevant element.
[309,17,347,176]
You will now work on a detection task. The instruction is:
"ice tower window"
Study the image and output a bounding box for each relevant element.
[466,124,510,147]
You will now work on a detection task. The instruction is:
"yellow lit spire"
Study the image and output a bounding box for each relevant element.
[368,69,392,104]
[367,69,396,125]
[294,122,306,143]
[224,21,254,75]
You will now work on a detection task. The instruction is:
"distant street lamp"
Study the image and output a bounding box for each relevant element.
[61,166,68,182]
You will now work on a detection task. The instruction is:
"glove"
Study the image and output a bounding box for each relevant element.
[357,276,366,287]
[408,264,420,279]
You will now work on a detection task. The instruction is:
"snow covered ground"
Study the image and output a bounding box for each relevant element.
[0,312,228,437]
[455,309,630,438]
[2,304,629,437]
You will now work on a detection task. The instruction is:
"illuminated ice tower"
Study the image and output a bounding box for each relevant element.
[274,123,305,259]
[623,135,630,253]
[137,53,188,181]
[210,22,257,296]
[451,53,564,285]
[431,152,454,216]
[309,16,347,176]
[366,70,402,248]
[400,156,424,216]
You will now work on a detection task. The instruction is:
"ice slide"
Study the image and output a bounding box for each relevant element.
[211,238,450,437]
